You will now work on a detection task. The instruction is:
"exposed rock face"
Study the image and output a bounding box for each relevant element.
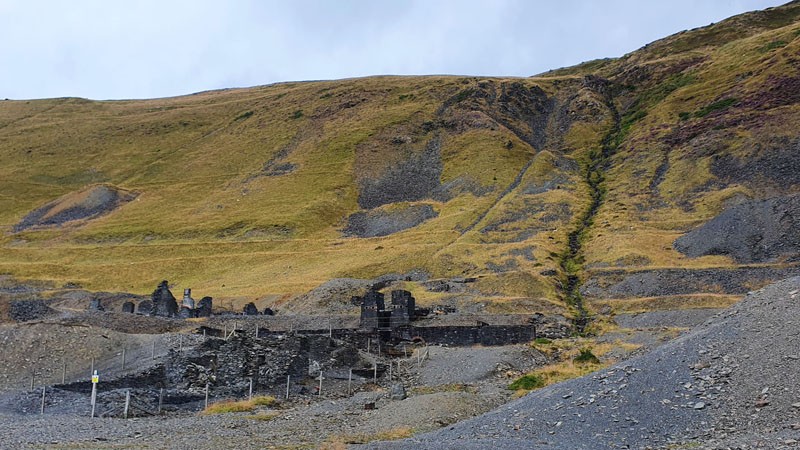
[121,302,135,313]
[150,281,178,318]
[581,266,800,299]
[196,297,213,317]
[13,184,138,232]
[343,204,438,238]
[674,193,800,263]
[243,302,259,316]
[9,300,53,322]
[357,136,443,209]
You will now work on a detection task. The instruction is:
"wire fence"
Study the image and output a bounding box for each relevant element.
[13,331,432,418]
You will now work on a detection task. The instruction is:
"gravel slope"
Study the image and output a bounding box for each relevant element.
[369,276,800,449]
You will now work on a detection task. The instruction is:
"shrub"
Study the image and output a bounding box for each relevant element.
[508,373,545,390]
[534,337,552,345]
[573,348,600,364]
[291,109,304,119]
[234,111,253,121]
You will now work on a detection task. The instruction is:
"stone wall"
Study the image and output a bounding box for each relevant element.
[392,324,536,346]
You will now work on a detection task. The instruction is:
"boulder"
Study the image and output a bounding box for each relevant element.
[121,301,135,313]
[390,383,407,400]
[263,307,275,316]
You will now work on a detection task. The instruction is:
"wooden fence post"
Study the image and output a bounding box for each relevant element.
[123,390,130,419]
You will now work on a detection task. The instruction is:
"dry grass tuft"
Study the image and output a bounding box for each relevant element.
[200,395,277,415]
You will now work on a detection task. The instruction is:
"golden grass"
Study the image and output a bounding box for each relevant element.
[200,395,277,415]
[1,10,798,317]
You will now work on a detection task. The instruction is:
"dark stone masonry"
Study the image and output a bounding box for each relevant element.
[355,289,541,346]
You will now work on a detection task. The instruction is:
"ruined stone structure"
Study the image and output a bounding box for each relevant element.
[196,297,213,317]
[151,281,178,317]
[181,289,195,309]
[168,333,362,395]
[88,298,104,311]
[355,289,541,346]
[137,300,153,315]
[359,289,418,330]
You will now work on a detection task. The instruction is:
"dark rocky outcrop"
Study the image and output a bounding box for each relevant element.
[13,184,138,232]
[581,266,800,299]
[150,281,178,318]
[263,307,274,316]
[674,193,800,263]
[121,301,135,313]
[343,204,438,238]
[357,136,443,209]
[8,300,53,322]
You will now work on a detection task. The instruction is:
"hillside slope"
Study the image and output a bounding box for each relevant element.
[369,277,800,448]
[1,1,799,319]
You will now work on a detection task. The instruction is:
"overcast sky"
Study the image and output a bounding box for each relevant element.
[0,0,787,100]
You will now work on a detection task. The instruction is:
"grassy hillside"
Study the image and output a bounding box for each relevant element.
[0,76,597,313]
[2,2,799,318]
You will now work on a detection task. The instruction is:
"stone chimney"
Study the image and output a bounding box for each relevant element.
[182,288,195,309]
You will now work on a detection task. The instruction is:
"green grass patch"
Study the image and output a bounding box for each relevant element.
[573,348,600,364]
[233,110,254,121]
[760,40,788,52]
[508,373,545,390]
[694,97,738,118]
